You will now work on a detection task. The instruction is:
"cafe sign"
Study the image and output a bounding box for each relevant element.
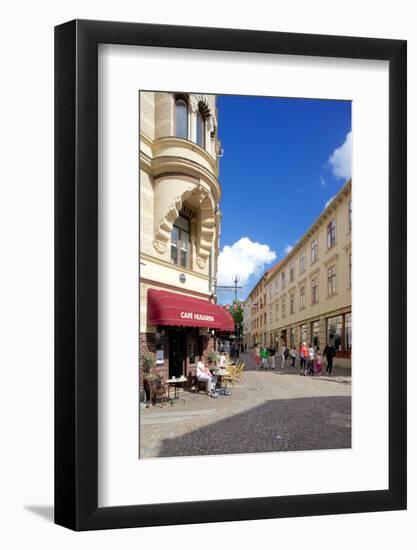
[180,311,215,323]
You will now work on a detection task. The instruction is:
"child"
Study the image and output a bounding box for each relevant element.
[316,352,323,376]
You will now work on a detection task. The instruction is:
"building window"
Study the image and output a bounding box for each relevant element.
[311,238,318,263]
[300,287,305,309]
[264,312,267,325]
[290,294,295,314]
[275,302,279,321]
[269,304,273,323]
[312,321,320,349]
[327,315,342,350]
[348,200,352,231]
[345,313,352,350]
[300,324,308,344]
[274,279,279,294]
[175,98,188,139]
[300,250,306,273]
[349,253,352,288]
[281,271,286,290]
[171,215,190,268]
[311,277,318,304]
[289,261,295,282]
[290,327,295,348]
[281,300,286,318]
[327,265,336,296]
[196,108,205,147]
[268,284,273,299]
[327,218,336,248]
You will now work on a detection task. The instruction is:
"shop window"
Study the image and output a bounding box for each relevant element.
[327,315,342,350]
[312,320,320,349]
[345,313,352,350]
[290,327,295,348]
[175,98,188,139]
[300,324,308,344]
[171,215,190,268]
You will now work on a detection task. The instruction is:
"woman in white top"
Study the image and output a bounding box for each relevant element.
[196,359,218,397]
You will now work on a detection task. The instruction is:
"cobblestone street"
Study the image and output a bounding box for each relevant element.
[140,352,351,458]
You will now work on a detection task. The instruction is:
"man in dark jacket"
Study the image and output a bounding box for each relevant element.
[323,342,336,375]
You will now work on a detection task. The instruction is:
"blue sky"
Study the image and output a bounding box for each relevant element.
[215,94,351,304]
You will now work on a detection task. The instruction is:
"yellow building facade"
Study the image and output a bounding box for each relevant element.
[247,179,352,366]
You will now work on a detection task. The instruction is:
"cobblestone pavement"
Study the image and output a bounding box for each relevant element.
[140,352,351,458]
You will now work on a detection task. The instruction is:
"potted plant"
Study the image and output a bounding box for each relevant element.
[142,353,158,403]
[207,350,218,365]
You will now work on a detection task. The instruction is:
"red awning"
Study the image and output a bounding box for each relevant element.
[147,289,234,332]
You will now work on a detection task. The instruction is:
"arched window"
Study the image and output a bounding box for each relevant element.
[175,98,188,139]
[196,109,205,147]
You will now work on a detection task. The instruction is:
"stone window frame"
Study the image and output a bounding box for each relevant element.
[327,264,337,296]
[327,217,337,249]
[174,94,190,140]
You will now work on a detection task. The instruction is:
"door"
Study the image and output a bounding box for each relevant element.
[168,328,186,378]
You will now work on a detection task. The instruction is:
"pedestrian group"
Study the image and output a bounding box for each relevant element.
[254,341,336,376]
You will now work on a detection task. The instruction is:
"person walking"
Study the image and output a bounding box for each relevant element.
[290,346,297,368]
[307,343,315,375]
[254,344,261,370]
[260,346,269,370]
[280,343,287,369]
[268,346,276,369]
[299,342,308,375]
[323,342,336,375]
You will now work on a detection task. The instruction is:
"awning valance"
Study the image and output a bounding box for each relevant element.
[147,289,234,332]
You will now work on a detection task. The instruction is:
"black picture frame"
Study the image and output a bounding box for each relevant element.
[55,19,407,531]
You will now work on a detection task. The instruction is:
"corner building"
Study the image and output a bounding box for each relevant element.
[139,92,233,386]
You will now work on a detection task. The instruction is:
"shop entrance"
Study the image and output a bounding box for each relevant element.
[168,327,186,378]
[281,329,287,346]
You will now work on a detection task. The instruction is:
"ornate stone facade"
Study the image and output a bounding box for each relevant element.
[139,91,222,384]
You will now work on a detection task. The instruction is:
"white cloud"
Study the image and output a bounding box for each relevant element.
[320,176,327,186]
[325,195,335,209]
[284,244,293,254]
[328,131,352,180]
[216,237,277,287]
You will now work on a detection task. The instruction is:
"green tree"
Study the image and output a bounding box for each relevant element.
[228,300,243,341]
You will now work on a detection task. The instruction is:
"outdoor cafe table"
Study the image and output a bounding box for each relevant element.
[212,369,231,395]
[166,376,187,404]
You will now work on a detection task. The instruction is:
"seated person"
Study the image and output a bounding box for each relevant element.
[218,352,227,368]
[196,359,218,397]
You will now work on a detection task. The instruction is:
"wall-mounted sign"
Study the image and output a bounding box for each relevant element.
[179,273,186,283]
[156,348,164,365]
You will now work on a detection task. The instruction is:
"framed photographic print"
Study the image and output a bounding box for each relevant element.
[55,20,406,530]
